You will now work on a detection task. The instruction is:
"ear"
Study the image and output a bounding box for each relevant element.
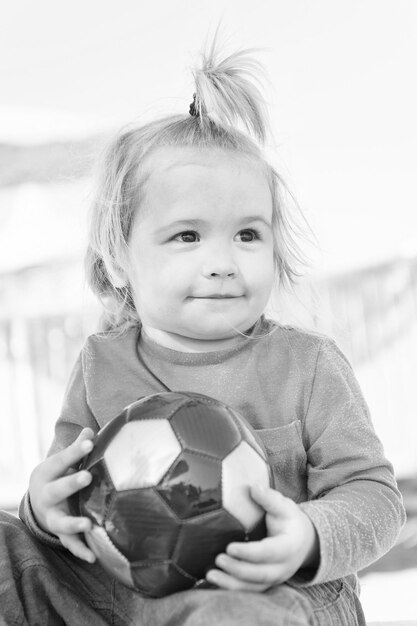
[111,267,129,288]
[106,261,129,289]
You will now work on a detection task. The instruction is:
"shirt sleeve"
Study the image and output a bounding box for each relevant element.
[292,338,406,586]
[19,350,99,546]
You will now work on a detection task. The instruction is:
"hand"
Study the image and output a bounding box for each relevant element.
[29,428,96,563]
[206,484,319,592]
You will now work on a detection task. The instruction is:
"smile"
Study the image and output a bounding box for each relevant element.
[192,295,243,299]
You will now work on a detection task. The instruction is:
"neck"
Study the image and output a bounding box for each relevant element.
[141,326,250,353]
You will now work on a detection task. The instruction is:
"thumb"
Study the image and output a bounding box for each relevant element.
[78,427,95,442]
[250,484,294,519]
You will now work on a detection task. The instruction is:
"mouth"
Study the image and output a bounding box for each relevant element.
[192,295,243,299]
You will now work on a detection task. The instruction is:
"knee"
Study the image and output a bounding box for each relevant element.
[0,510,29,537]
[0,510,26,538]
[165,589,287,626]
[0,510,43,563]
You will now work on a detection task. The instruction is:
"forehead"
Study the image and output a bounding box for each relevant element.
[140,146,272,218]
[144,145,266,172]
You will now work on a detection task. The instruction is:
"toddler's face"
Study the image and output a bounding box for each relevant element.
[126,147,275,351]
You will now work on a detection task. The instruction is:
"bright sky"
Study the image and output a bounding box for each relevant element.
[1,0,416,272]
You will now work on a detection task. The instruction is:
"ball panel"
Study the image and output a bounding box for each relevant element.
[174,509,246,579]
[222,441,270,531]
[126,393,186,422]
[78,460,114,525]
[82,413,127,471]
[157,452,222,519]
[171,401,241,459]
[130,561,195,597]
[84,526,134,589]
[105,488,180,562]
[104,420,181,489]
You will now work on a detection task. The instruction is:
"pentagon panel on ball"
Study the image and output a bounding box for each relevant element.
[75,391,274,597]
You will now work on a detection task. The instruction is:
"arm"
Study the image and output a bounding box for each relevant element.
[206,337,405,591]
[19,351,100,556]
[294,337,406,585]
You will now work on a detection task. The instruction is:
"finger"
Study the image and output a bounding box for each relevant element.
[46,508,92,536]
[58,533,96,563]
[226,535,288,564]
[42,430,95,481]
[214,552,282,585]
[250,484,295,519]
[205,567,269,592]
[45,469,92,506]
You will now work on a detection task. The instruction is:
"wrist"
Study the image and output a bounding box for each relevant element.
[300,511,320,569]
[22,492,62,547]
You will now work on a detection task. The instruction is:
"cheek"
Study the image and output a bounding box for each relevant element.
[132,254,191,303]
[158,253,196,286]
[127,252,157,307]
[244,250,275,285]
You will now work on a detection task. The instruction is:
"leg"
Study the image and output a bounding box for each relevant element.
[293,577,366,626]
[141,585,313,626]
[139,577,365,626]
[0,511,145,626]
[0,511,365,626]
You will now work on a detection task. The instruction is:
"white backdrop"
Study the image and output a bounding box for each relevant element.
[0,0,416,273]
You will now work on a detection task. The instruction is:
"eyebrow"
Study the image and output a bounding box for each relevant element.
[156,216,272,233]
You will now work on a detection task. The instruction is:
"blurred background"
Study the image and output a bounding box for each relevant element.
[1,0,416,621]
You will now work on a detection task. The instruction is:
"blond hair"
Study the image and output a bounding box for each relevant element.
[85,37,309,331]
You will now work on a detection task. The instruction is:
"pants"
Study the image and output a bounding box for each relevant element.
[0,512,366,626]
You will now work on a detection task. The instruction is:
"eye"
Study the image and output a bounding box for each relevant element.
[174,230,200,243]
[238,229,261,242]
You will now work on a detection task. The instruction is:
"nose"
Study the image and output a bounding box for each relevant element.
[201,247,238,279]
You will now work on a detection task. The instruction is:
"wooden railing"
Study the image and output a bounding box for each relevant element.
[0,262,98,509]
[0,314,84,504]
[304,255,417,478]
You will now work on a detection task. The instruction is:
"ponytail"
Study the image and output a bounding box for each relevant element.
[191,36,269,143]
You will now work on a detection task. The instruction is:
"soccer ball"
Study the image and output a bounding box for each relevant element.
[75,391,273,597]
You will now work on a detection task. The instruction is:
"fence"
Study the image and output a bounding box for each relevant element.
[1,254,417,509]
[0,261,98,509]
[314,256,417,477]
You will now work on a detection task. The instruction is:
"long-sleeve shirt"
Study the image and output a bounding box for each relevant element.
[20,315,406,586]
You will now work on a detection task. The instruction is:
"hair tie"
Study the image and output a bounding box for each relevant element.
[189,93,199,117]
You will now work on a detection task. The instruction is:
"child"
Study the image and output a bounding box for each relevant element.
[0,39,405,626]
